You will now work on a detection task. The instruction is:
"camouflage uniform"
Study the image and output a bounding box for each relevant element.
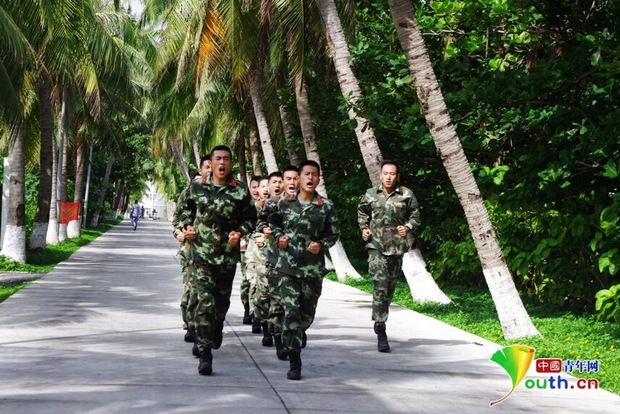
[357,184,420,323]
[239,235,250,310]
[178,175,256,353]
[256,196,284,335]
[172,184,199,332]
[269,193,340,353]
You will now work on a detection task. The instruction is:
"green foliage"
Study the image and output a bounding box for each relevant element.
[595,284,620,324]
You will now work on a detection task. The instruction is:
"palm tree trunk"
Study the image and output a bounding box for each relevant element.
[30,72,54,250]
[58,117,69,242]
[293,73,361,281]
[1,123,27,263]
[315,0,383,184]
[315,0,449,300]
[67,136,86,238]
[45,105,62,244]
[237,133,248,182]
[170,138,190,185]
[388,0,538,338]
[278,101,302,167]
[192,138,201,169]
[248,69,279,174]
[90,155,114,228]
[246,101,263,176]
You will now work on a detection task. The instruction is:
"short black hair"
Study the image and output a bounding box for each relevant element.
[250,175,262,183]
[268,171,283,181]
[134,200,138,204]
[282,165,299,174]
[299,160,321,175]
[199,155,210,168]
[209,145,233,159]
[381,160,400,175]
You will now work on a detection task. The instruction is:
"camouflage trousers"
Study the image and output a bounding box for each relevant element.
[193,262,237,353]
[182,264,198,330]
[279,273,323,353]
[368,250,404,323]
[267,269,284,335]
[240,257,250,308]
[252,265,271,322]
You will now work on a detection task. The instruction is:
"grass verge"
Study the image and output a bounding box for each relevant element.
[327,273,620,396]
[0,221,118,303]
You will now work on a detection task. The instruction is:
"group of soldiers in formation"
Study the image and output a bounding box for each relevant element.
[172,145,420,380]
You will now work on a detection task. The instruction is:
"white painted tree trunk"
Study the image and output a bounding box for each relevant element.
[1,225,26,264]
[67,220,81,238]
[402,248,452,304]
[30,222,48,250]
[388,0,539,338]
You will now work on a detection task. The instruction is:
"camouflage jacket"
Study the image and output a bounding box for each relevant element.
[269,192,340,278]
[357,184,420,256]
[255,196,283,269]
[172,183,195,264]
[178,175,257,266]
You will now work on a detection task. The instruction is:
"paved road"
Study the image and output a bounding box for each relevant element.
[0,220,617,413]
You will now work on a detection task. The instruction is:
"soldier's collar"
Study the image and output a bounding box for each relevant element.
[204,174,237,187]
[378,184,402,195]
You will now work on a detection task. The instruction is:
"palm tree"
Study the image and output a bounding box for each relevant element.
[387,0,538,338]
[312,0,450,301]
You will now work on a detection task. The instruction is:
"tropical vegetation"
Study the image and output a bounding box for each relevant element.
[1,0,619,389]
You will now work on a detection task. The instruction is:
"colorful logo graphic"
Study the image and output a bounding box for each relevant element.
[489,345,536,406]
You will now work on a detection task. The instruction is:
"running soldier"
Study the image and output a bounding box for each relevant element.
[357,160,420,353]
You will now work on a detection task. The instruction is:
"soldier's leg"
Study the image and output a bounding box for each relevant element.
[268,269,287,359]
[253,265,273,346]
[369,250,391,323]
[211,264,237,349]
[193,263,218,355]
[299,276,323,332]
[279,273,303,353]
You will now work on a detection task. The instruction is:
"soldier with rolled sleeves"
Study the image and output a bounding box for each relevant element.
[178,145,257,375]
[357,160,420,353]
[270,160,340,380]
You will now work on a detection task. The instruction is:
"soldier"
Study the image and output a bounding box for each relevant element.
[240,175,262,325]
[252,171,283,348]
[246,176,270,334]
[257,166,299,360]
[172,157,211,344]
[270,160,340,380]
[357,160,420,353]
[178,145,257,375]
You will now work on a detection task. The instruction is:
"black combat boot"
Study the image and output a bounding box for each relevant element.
[374,322,390,353]
[212,320,224,350]
[251,316,262,334]
[287,351,302,380]
[262,322,273,347]
[198,347,213,375]
[192,342,199,357]
[242,303,252,325]
[274,335,289,360]
[184,326,195,343]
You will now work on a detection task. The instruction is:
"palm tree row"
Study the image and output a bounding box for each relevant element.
[1,0,539,339]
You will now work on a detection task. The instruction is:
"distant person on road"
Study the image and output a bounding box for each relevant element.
[269,160,340,380]
[130,200,141,231]
[357,161,420,353]
[178,145,256,376]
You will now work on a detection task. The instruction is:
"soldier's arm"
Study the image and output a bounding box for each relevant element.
[236,190,258,237]
[404,192,421,233]
[177,183,197,231]
[357,191,372,230]
[316,202,340,250]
